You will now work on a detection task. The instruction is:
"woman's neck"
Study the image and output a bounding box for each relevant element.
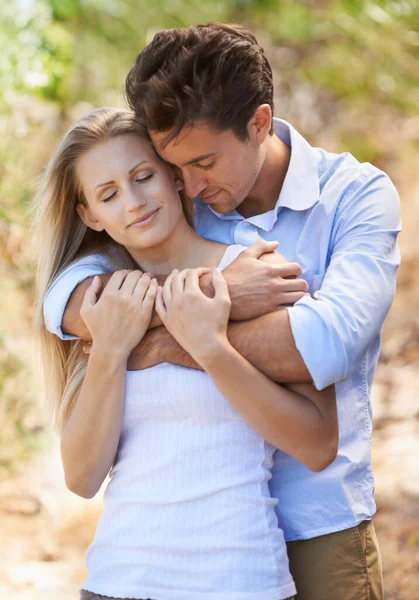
[127,219,226,275]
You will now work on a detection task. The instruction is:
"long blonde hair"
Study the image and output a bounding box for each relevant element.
[33,107,192,430]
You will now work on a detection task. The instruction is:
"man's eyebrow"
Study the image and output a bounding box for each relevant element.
[181,152,219,167]
[94,161,147,190]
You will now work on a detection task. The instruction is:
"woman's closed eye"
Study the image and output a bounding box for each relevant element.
[102,174,154,202]
[135,173,154,183]
[103,190,117,203]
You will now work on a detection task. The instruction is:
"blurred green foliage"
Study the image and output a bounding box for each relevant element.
[0,0,418,472]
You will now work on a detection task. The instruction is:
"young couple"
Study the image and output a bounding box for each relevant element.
[35,23,400,600]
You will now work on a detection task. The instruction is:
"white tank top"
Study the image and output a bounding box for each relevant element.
[82,245,296,600]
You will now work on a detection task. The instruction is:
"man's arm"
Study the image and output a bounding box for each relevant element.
[127,310,310,383]
[49,240,306,339]
[128,172,401,387]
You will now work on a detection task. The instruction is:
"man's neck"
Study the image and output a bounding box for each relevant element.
[238,133,291,219]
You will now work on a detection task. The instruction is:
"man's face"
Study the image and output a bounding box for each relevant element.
[150,123,263,214]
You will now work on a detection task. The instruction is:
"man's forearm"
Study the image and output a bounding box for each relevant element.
[227,310,311,383]
[129,310,311,384]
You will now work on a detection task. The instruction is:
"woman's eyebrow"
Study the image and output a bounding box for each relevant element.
[94,161,148,190]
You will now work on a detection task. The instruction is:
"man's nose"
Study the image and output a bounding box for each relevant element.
[182,170,207,198]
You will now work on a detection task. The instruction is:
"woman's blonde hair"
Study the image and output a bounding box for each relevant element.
[33,107,192,430]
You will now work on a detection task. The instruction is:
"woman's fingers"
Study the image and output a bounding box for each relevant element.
[184,268,210,293]
[155,286,167,320]
[162,269,178,306]
[142,278,158,310]
[120,270,144,295]
[81,276,102,310]
[104,269,132,293]
[212,269,229,300]
[130,273,150,301]
[172,270,187,298]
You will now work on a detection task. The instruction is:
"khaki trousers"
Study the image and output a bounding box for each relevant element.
[286,519,383,600]
[80,591,294,599]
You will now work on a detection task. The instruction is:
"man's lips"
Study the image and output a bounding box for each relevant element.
[128,208,160,228]
[200,189,221,203]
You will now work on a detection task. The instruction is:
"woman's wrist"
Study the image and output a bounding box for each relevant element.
[89,342,129,367]
[194,335,235,370]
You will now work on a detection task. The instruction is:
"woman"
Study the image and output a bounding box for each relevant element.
[34,107,337,600]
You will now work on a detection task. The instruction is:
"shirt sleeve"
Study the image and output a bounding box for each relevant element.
[287,170,401,390]
[43,254,112,340]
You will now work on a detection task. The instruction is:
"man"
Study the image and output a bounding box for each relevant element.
[44,23,400,599]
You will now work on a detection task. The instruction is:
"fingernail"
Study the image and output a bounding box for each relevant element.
[151,278,157,283]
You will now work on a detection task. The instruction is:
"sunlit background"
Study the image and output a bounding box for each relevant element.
[0,1,418,598]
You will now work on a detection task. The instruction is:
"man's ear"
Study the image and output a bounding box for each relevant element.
[171,166,185,192]
[248,104,272,145]
[76,203,105,232]
[174,176,185,192]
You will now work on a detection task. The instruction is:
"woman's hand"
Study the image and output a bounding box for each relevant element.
[80,270,158,361]
[155,268,231,365]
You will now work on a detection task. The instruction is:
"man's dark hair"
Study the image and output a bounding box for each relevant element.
[125,22,274,146]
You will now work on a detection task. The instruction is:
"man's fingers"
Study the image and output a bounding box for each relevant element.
[280,291,308,305]
[281,277,309,293]
[243,239,279,259]
[275,262,304,279]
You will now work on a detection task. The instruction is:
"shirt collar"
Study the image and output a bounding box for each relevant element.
[273,118,320,212]
[202,118,320,225]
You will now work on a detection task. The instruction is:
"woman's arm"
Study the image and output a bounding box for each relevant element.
[156,269,337,472]
[61,348,128,498]
[198,346,337,472]
[60,270,157,498]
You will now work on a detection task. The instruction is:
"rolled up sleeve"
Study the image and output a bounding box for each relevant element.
[43,254,112,340]
[288,172,401,390]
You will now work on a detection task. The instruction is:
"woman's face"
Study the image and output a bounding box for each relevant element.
[76,134,185,252]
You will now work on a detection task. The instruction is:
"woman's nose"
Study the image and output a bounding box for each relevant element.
[125,186,146,211]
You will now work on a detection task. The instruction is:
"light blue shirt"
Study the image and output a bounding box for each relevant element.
[44,118,401,541]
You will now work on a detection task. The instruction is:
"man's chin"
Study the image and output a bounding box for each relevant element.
[208,197,240,215]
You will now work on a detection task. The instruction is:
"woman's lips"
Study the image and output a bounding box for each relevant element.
[128,208,160,228]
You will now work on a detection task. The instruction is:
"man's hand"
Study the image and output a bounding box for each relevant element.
[223,240,308,320]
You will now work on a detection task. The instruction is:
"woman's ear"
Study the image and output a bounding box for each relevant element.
[76,203,105,232]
